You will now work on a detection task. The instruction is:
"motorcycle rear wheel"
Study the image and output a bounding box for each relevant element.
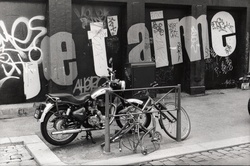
[41,108,79,146]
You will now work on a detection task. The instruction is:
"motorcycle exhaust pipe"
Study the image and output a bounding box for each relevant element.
[52,129,82,135]
[51,127,104,135]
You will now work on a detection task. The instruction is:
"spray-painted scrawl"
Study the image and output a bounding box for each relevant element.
[0,16,47,99]
[168,19,183,65]
[88,22,109,76]
[107,16,118,36]
[211,11,236,57]
[127,23,152,63]
[128,11,236,66]
[41,32,78,86]
[74,6,110,29]
[0,7,240,104]
[150,11,169,68]
[74,6,119,77]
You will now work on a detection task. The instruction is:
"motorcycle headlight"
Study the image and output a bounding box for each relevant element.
[111,80,126,90]
[119,80,126,90]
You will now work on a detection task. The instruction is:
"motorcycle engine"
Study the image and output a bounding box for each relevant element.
[88,115,101,127]
[87,107,105,128]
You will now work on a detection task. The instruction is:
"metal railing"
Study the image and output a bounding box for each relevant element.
[104,84,182,153]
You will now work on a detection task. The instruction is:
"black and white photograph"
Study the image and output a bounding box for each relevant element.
[0,0,249,165]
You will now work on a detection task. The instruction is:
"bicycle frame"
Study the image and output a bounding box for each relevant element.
[118,113,148,153]
[141,88,178,128]
[101,109,148,151]
[106,93,166,155]
[115,87,182,152]
[115,106,160,155]
[103,84,186,153]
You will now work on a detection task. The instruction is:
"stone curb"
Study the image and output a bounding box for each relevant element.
[0,102,43,119]
[0,135,66,166]
[83,136,250,165]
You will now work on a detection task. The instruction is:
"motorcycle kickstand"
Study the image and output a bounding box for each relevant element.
[86,131,96,144]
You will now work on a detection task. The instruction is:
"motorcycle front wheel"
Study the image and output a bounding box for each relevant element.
[115,102,151,129]
[41,107,79,146]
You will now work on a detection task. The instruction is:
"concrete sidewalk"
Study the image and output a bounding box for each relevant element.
[0,135,249,165]
[0,88,250,165]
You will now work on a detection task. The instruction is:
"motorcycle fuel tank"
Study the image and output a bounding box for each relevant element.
[91,87,112,99]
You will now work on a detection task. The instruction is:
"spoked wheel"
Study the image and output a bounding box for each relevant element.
[158,102,191,141]
[41,108,79,146]
[119,131,139,153]
[141,131,162,155]
[109,103,117,125]
[101,122,130,150]
[118,126,147,153]
[115,103,151,129]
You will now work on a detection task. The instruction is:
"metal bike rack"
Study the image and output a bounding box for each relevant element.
[104,84,182,153]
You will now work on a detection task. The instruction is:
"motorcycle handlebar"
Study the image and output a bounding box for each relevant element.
[101,68,125,89]
[107,68,116,75]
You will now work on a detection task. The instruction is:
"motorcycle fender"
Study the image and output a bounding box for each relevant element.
[39,103,54,123]
[126,98,143,105]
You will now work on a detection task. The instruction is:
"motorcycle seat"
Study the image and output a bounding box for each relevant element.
[49,93,91,105]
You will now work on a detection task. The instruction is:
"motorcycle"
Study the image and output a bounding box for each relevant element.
[34,59,151,146]
[239,73,250,116]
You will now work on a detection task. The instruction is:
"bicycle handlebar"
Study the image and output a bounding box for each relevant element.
[133,81,158,97]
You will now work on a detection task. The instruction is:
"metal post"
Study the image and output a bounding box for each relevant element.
[104,90,110,153]
[176,84,181,142]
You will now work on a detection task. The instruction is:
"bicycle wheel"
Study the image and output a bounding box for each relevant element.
[119,129,139,153]
[119,124,150,154]
[116,103,151,129]
[100,118,135,149]
[141,130,162,155]
[158,102,191,141]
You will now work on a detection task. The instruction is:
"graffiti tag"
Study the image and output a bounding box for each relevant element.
[74,6,110,29]
[0,16,47,99]
[73,76,108,95]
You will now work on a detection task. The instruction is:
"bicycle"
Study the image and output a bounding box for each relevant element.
[101,83,191,154]
[116,83,191,141]
[101,104,162,155]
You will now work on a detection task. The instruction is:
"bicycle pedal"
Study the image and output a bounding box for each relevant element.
[141,148,148,155]
[142,150,148,155]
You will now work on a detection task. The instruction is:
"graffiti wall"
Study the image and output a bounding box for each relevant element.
[0,1,124,104]
[0,1,47,104]
[142,6,244,89]
[145,6,192,87]
[205,9,242,89]
[72,3,123,95]
[0,0,248,104]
